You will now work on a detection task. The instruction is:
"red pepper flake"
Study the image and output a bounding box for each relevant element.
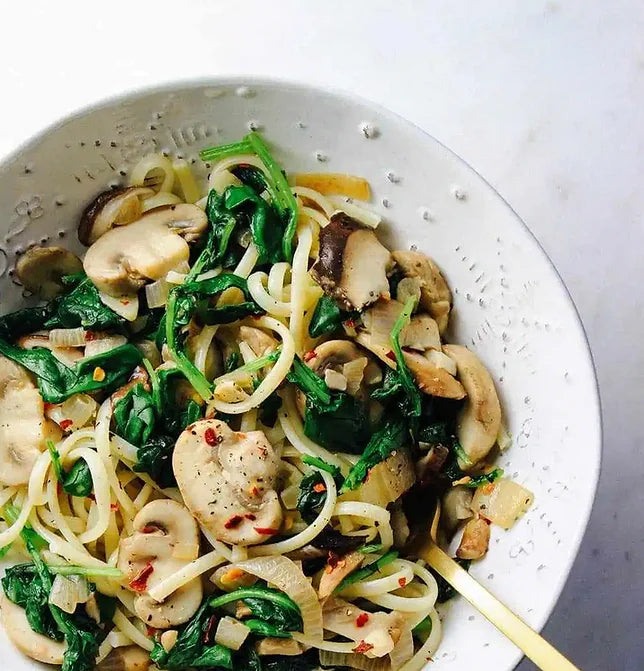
[129,562,154,592]
[85,331,96,342]
[313,482,327,493]
[250,486,259,497]
[88,493,96,502]
[59,419,73,431]
[327,551,341,569]
[303,349,316,362]
[398,577,407,588]
[110,503,119,511]
[203,615,217,644]
[353,641,374,654]
[344,319,356,328]
[254,527,279,535]
[244,513,256,521]
[204,427,217,446]
[43,402,54,413]
[141,525,159,534]
[224,515,243,529]
[121,299,130,306]
[355,613,369,628]
[146,626,157,637]
[386,350,396,361]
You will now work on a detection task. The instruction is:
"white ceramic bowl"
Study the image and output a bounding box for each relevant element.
[0,79,600,670]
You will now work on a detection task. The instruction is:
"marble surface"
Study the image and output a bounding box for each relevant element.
[1,1,641,668]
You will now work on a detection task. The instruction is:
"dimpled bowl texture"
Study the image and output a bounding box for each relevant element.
[0,79,600,671]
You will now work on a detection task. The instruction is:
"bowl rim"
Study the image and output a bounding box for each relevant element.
[0,75,602,668]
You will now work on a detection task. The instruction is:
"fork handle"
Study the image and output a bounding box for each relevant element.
[420,541,581,671]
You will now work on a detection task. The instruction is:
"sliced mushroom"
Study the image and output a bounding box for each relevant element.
[398,314,441,352]
[0,356,61,485]
[391,251,452,333]
[173,419,283,546]
[322,597,403,658]
[83,204,208,296]
[442,344,501,467]
[456,516,490,560]
[311,213,392,310]
[79,186,155,245]
[0,592,66,665]
[403,351,466,400]
[15,246,83,299]
[318,551,364,599]
[97,645,151,670]
[117,499,202,628]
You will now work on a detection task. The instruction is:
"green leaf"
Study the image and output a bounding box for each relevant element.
[62,460,93,497]
[308,295,343,338]
[0,304,58,341]
[341,418,408,491]
[134,435,177,489]
[192,644,234,668]
[389,296,422,418]
[462,468,504,488]
[199,139,252,163]
[224,352,241,373]
[113,383,156,447]
[244,619,292,638]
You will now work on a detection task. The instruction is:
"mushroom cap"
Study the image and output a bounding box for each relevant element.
[78,186,155,245]
[83,204,208,296]
[443,344,501,467]
[173,419,283,546]
[0,355,61,485]
[117,499,202,629]
[0,593,66,665]
[96,645,151,670]
[391,250,452,333]
[311,213,392,310]
[15,246,83,299]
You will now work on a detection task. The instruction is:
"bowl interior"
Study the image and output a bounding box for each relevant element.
[0,79,600,670]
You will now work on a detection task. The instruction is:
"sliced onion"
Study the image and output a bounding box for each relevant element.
[209,168,243,194]
[49,327,87,347]
[98,291,139,321]
[363,300,404,348]
[215,617,250,651]
[389,625,414,670]
[343,357,368,396]
[145,278,170,308]
[172,259,191,274]
[319,651,391,671]
[84,334,127,358]
[197,268,222,282]
[398,610,442,671]
[166,270,187,284]
[141,191,182,212]
[135,339,162,368]
[46,394,98,431]
[111,435,139,462]
[48,574,90,614]
[232,555,322,639]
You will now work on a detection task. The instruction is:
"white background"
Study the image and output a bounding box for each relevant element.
[1,1,642,669]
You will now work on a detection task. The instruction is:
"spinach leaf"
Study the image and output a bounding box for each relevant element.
[224,184,284,265]
[231,165,269,194]
[287,357,368,453]
[0,303,58,340]
[244,619,292,638]
[308,295,347,338]
[258,391,282,428]
[334,550,399,594]
[224,352,240,373]
[243,589,302,631]
[297,458,344,524]
[261,649,320,671]
[209,586,301,626]
[412,615,433,642]
[341,417,408,491]
[47,441,93,497]
[134,435,177,489]
[205,189,242,269]
[45,277,124,331]
[0,339,142,403]
[463,468,504,488]
[151,601,232,670]
[61,460,93,497]
[113,383,156,447]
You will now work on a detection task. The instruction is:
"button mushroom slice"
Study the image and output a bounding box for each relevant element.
[398,314,441,352]
[78,186,155,245]
[442,344,501,467]
[0,356,61,485]
[83,204,208,296]
[15,246,83,299]
[311,212,393,310]
[173,419,283,546]
[322,597,403,658]
[403,351,466,400]
[391,250,452,334]
[318,550,365,599]
[0,593,66,665]
[117,499,202,629]
[96,645,152,670]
